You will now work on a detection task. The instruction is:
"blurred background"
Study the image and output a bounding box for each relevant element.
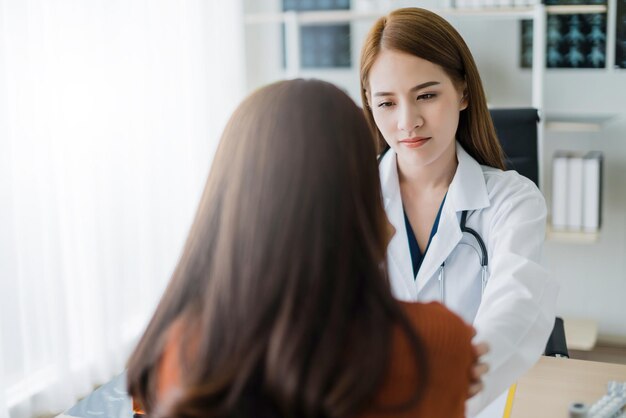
[1,0,626,417]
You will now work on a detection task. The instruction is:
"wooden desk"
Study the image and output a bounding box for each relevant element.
[510,356,626,418]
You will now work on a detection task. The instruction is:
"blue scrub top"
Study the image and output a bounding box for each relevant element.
[404,194,447,279]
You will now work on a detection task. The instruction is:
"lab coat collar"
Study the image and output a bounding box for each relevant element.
[380,142,490,217]
[414,143,491,291]
[379,148,398,208]
[380,150,416,297]
[447,142,491,213]
[379,142,491,296]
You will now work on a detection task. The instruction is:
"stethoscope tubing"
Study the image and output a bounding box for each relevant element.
[439,210,489,304]
[376,148,489,305]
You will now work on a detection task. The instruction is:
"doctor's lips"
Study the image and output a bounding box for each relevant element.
[399,136,431,148]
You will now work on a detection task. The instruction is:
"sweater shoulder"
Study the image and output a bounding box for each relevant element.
[400,301,475,345]
[361,302,474,418]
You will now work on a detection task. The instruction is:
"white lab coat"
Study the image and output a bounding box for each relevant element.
[380,142,559,416]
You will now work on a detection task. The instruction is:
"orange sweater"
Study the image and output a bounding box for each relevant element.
[149,301,474,417]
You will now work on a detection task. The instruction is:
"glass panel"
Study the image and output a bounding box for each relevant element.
[282,0,351,69]
[283,0,350,11]
[617,0,626,67]
[520,12,607,69]
[301,25,351,68]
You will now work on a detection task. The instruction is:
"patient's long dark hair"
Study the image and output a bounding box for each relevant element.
[126,79,427,418]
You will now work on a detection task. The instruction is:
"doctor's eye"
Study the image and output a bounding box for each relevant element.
[377,101,394,108]
[417,93,436,101]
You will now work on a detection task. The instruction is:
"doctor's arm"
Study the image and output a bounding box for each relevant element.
[466,180,559,416]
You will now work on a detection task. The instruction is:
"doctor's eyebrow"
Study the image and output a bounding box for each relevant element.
[373,81,441,97]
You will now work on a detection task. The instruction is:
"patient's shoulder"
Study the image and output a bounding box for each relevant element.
[398,301,474,358]
[157,318,188,401]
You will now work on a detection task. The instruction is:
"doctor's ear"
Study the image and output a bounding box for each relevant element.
[459,90,469,111]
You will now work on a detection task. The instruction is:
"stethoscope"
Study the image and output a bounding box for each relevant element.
[438,210,488,304]
[378,147,489,304]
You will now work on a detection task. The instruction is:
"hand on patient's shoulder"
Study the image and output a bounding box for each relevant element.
[469,339,490,399]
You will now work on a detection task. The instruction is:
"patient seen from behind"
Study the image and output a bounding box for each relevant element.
[126,79,478,418]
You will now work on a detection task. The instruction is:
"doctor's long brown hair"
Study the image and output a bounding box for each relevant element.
[360,7,505,170]
[126,79,428,418]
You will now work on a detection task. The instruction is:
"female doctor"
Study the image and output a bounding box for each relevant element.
[359,7,559,416]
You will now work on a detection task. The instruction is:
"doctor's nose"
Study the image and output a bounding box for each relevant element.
[397,105,423,133]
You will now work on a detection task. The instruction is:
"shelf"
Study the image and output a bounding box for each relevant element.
[441,6,536,19]
[244,4,605,25]
[545,4,607,14]
[244,6,539,25]
[244,10,380,25]
[545,113,616,132]
[547,225,600,243]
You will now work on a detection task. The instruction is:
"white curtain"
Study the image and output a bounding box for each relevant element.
[0,1,245,417]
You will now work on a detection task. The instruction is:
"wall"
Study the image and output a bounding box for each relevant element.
[243,3,626,340]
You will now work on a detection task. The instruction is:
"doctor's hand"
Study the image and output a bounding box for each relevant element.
[468,340,490,399]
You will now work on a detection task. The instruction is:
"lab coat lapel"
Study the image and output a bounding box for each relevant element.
[414,201,462,294]
[380,150,416,298]
[415,143,491,295]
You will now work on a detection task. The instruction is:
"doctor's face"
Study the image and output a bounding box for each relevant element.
[367,49,467,170]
